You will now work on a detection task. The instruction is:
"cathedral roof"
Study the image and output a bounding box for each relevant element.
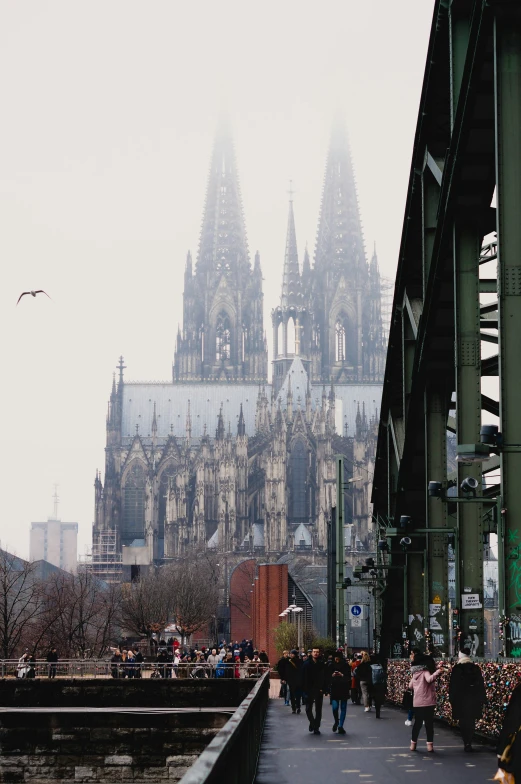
[119,376,381,442]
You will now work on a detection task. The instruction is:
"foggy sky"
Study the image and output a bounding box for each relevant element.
[0,1,434,559]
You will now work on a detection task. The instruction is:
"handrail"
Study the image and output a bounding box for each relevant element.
[0,659,269,680]
[178,670,270,784]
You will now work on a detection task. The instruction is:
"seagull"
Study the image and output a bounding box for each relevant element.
[16,290,52,306]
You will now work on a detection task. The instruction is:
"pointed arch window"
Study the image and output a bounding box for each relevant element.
[336,319,346,362]
[216,311,232,361]
[290,440,308,519]
[158,462,178,541]
[122,461,146,544]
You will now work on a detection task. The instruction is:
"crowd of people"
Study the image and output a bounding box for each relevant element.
[277,648,387,735]
[275,643,496,757]
[109,638,269,679]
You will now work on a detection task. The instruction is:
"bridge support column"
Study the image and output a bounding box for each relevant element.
[453,221,484,654]
[424,385,449,655]
[495,6,521,653]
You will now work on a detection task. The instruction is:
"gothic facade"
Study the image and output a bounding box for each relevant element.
[92,121,385,577]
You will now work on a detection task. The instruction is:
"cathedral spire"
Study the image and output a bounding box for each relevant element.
[237,403,245,436]
[196,121,249,276]
[216,405,225,440]
[314,118,365,278]
[280,196,300,309]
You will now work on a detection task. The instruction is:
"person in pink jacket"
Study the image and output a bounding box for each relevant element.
[408,652,443,752]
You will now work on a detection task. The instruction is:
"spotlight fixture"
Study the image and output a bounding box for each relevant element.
[460,476,479,497]
[399,537,412,550]
[428,481,443,499]
[398,515,412,531]
[377,539,389,552]
[480,424,500,446]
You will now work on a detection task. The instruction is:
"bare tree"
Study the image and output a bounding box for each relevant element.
[38,568,122,658]
[120,568,172,651]
[169,551,219,640]
[0,548,46,658]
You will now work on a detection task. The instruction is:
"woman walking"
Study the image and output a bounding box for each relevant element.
[408,652,443,752]
[355,652,373,712]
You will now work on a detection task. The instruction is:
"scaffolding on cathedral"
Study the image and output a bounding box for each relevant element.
[87,531,122,584]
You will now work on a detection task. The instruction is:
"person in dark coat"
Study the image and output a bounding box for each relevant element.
[302,647,327,734]
[46,648,58,679]
[449,647,486,751]
[370,654,387,719]
[355,652,373,711]
[497,681,521,781]
[326,650,351,734]
[286,649,303,713]
[277,650,290,705]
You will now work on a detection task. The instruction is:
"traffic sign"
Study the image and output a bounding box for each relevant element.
[349,604,365,619]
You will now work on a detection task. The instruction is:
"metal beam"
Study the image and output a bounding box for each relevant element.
[495,4,521,649]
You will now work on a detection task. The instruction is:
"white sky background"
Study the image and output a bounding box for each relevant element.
[0,1,434,559]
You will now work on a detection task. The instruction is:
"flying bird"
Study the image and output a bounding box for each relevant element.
[16,290,52,306]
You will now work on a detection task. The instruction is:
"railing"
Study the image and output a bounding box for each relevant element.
[178,670,270,784]
[0,660,269,680]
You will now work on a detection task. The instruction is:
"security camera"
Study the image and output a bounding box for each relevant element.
[399,537,412,549]
[428,481,443,499]
[460,476,479,496]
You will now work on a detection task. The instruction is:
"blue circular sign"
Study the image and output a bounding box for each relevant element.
[350,605,362,617]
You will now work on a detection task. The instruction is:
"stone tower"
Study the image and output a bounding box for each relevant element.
[173,123,268,383]
[302,120,385,383]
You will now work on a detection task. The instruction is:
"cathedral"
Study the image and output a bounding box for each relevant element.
[92,120,385,582]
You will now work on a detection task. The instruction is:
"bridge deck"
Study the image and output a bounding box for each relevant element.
[255,699,498,784]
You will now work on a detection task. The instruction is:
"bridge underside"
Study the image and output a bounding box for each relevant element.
[373,0,521,658]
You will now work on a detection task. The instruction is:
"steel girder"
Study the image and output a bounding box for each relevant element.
[373,0,521,658]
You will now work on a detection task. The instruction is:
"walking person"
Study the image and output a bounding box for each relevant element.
[356,652,373,712]
[286,649,303,714]
[370,654,387,719]
[349,654,361,704]
[302,647,327,735]
[409,652,443,752]
[277,650,290,705]
[327,650,350,734]
[47,648,58,679]
[449,647,486,752]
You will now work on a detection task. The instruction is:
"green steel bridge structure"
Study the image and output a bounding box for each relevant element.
[372,0,521,659]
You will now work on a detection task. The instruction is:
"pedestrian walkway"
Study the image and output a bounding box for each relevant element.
[255,698,498,784]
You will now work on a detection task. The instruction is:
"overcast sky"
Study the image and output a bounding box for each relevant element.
[0,1,434,559]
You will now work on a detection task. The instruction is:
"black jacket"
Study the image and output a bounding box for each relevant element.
[326,659,351,700]
[498,683,521,779]
[285,656,303,688]
[449,660,486,720]
[302,656,327,694]
[277,656,289,680]
[355,661,373,684]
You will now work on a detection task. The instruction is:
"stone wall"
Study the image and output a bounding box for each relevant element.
[0,679,255,783]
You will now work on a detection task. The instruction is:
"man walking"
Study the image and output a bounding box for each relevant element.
[302,647,327,735]
[449,647,486,751]
[277,650,290,705]
[286,649,303,713]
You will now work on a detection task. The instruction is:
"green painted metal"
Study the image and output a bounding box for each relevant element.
[453,222,484,652]
[425,386,449,654]
[336,456,346,648]
[495,6,521,653]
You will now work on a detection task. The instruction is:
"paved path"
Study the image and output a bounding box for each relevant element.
[255,699,498,784]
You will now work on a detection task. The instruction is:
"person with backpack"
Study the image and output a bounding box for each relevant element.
[326,650,350,734]
[408,652,443,752]
[370,654,386,719]
[449,647,486,751]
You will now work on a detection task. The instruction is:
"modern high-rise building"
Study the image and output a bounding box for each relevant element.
[30,489,78,574]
